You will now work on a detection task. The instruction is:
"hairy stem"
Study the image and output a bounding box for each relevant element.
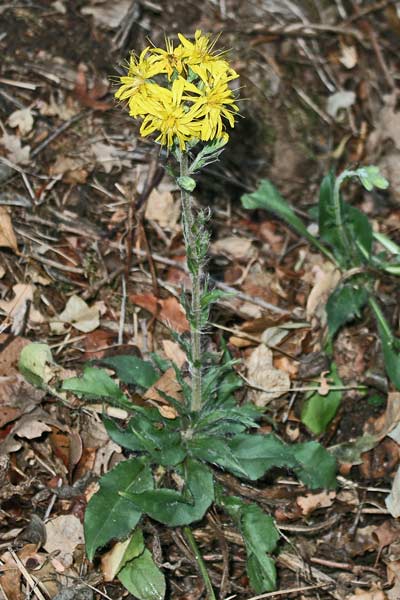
[180,152,203,412]
[183,526,216,600]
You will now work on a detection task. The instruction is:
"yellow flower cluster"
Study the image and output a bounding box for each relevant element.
[115,31,239,150]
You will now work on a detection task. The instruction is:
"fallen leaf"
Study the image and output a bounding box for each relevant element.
[212,235,255,261]
[0,550,23,600]
[296,490,336,516]
[74,63,111,111]
[386,465,400,517]
[0,283,45,329]
[326,90,356,119]
[145,187,180,229]
[50,295,100,334]
[162,340,186,368]
[346,588,386,600]
[0,206,18,251]
[144,367,182,414]
[81,0,132,28]
[306,263,341,322]
[339,45,358,69]
[49,155,88,184]
[44,515,84,568]
[91,141,124,174]
[387,560,400,600]
[246,344,290,406]
[7,108,34,135]
[0,133,30,164]
[130,293,189,333]
[101,537,131,582]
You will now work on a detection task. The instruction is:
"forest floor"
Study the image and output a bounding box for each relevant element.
[1,1,400,599]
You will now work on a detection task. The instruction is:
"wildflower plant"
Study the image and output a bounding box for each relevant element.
[19,32,337,599]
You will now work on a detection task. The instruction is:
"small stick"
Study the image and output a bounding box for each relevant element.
[118,275,127,345]
[227,582,331,600]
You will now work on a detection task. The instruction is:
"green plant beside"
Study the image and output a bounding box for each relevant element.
[241,166,400,435]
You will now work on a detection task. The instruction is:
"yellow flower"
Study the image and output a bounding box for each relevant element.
[115,47,160,104]
[138,79,201,150]
[184,78,238,140]
[150,37,186,79]
[178,30,239,83]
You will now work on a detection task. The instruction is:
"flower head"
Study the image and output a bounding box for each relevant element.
[115,31,239,150]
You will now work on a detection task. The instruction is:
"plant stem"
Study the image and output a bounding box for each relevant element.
[180,152,203,412]
[183,526,216,600]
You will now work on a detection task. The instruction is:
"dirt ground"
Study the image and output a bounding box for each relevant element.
[1,1,400,599]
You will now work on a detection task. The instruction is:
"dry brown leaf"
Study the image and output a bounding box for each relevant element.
[0,283,45,328]
[296,490,336,516]
[162,339,186,368]
[7,108,34,135]
[0,133,30,164]
[145,187,180,229]
[130,293,189,333]
[212,235,255,261]
[101,537,131,582]
[306,263,341,322]
[49,155,88,184]
[144,367,182,414]
[0,550,23,600]
[81,0,132,29]
[0,206,18,251]
[387,560,400,600]
[44,515,84,568]
[347,588,387,600]
[50,294,100,334]
[246,344,290,406]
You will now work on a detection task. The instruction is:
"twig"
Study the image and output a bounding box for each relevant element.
[239,372,367,394]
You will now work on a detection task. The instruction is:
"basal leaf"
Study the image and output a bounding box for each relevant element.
[345,204,373,260]
[118,549,166,600]
[246,553,277,593]
[122,459,214,526]
[99,355,159,389]
[240,504,279,555]
[84,458,153,561]
[326,283,368,341]
[292,441,337,489]
[62,366,132,409]
[301,362,342,435]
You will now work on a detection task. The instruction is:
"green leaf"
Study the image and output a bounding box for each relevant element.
[345,204,373,259]
[326,283,369,341]
[301,363,342,435]
[84,458,153,561]
[246,552,277,593]
[318,172,347,262]
[369,297,400,389]
[118,549,166,600]
[62,366,131,408]
[177,175,196,192]
[99,355,159,389]
[227,434,337,489]
[121,459,214,526]
[188,436,251,478]
[19,343,54,388]
[292,441,337,489]
[241,179,333,262]
[241,504,279,555]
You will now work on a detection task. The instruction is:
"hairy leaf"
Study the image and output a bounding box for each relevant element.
[246,553,277,593]
[118,549,166,600]
[99,355,159,389]
[85,458,153,560]
[122,459,214,526]
[62,366,132,410]
[326,283,369,341]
